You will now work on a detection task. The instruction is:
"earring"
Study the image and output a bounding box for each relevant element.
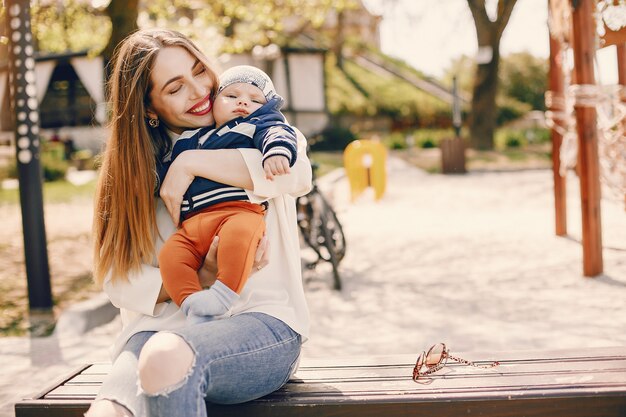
[148,118,160,128]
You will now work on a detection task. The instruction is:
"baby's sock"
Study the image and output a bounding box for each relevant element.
[180,281,239,325]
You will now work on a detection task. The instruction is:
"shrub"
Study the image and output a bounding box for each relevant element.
[6,152,69,182]
[384,132,407,150]
[41,152,69,181]
[310,125,358,151]
[497,97,532,126]
[525,127,550,144]
[420,138,436,149]
[505,136,522,148]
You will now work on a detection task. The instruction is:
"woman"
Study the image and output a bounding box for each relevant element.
[86,28,311,417]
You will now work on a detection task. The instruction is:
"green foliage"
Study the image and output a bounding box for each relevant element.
[72,149,96,170]
[308,151,344,177]
[384,132,408,150]
[0,178,97,205]
[326,55,451,127]
[310,124,358,151]
[325,54,374,116]
[5,0,358,57]
[5,144,70,183]
[441,55,475,98]
[342,59,449,123]
[141,0,359,55]
[496,96,532,126]
[524,127,551,144]
[41,152,70,182]
[505,134,522,148]
[443,52,548,126]
[30,1,110,54]
[384,128,460,151]
[494,127,551,150]
[420,138,436,149]
[499,52,548,111]
[0,163,8,188]
[382,131,438,150]
[409,128,456,147]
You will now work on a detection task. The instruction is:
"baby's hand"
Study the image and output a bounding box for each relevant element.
[263,155,290,181]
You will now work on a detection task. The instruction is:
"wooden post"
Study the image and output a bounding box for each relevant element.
[571,0,603,277]
[548,23,567,236]
[617,43,626,210]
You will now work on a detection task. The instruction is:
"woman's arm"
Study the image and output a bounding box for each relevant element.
[160,129,312,225]
[239,128,312,201]
[159,150,254,225]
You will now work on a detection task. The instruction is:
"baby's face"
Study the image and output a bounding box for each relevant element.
[213,83,266,127]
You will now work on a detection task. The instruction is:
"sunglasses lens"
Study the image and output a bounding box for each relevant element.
[416,352,425,369]
[426,343,445,367]
[413,352,425,380]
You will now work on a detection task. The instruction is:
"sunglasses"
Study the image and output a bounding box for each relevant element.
[412,343,499,381]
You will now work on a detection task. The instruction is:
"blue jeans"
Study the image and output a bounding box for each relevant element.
[95,312,302,417]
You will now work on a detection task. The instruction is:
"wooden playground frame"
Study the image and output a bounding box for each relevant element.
[547,0,626,277]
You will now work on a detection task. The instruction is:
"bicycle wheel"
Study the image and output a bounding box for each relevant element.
[315,191,346,263]
[296,195,317,252]
[318,201,342,290]
[297,191,346,264]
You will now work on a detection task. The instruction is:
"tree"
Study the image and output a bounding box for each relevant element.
[29,0,109,54]
[103,0,139,62]
[21,1,356,60]
[466,0,518,149]
[499,52,548,111]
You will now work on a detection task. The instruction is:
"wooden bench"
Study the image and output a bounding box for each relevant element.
[15,346,626,417]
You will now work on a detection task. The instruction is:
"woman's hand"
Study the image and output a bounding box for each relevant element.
[198,235,270,289]
[160,153,195,226]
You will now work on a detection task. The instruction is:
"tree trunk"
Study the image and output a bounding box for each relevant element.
[333,10,345,69]
[103,0,139,62]
[467,0,517,150]
[470,42,500,149]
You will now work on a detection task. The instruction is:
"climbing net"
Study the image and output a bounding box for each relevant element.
[545,0,626,199]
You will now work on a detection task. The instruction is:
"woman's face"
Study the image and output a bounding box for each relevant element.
[147,46,215,134]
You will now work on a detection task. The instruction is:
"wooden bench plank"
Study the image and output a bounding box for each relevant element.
[16,347,626,417]
[204,396,626,417]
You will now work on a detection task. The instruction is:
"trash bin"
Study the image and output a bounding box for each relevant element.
[440,137,466,174]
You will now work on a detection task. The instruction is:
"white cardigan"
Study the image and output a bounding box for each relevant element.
[103,133,312,359]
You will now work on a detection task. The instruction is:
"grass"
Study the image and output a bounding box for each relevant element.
[309,151,345,177]
[0,178,97,205]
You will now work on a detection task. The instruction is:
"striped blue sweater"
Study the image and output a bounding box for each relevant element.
[157,97,297,220]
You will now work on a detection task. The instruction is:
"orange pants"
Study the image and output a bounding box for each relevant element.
[158,201,266,306]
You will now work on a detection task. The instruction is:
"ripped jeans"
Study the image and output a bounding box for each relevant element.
[94,312,302,417]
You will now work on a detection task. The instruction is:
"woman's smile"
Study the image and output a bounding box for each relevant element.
[188,94,213,115]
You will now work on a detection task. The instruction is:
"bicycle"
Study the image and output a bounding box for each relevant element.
[296,163,346,290]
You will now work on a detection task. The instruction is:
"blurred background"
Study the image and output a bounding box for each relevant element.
[0,0,623,336]
[0,0,569,177]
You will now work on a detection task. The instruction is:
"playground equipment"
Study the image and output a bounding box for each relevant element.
[343,139,387,201]
[545,0,626,277]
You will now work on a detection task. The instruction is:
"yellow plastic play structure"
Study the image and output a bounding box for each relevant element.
[343,140,387,201]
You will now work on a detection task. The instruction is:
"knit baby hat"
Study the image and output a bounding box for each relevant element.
[217,65,278,102]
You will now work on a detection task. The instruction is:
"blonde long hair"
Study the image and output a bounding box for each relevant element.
[93,28,219,286]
